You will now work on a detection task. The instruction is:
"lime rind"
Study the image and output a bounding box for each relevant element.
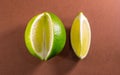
[45,12,66,60]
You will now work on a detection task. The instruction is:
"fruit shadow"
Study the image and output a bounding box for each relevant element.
[48,20,80,75]
[30,26,80,75]
[0,23,80,75]
[0,25,42,75]
[58,27,79,62]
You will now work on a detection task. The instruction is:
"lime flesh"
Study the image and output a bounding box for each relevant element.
[71,12,91,59]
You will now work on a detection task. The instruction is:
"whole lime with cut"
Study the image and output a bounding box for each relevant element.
[25,12,66,60]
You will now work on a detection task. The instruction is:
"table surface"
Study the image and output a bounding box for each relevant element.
[0,0,120,75]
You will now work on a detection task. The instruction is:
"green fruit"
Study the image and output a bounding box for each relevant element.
[25,12,66,60]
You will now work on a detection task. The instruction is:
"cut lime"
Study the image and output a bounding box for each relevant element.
[25,12,66,60]
[70,12,91,59]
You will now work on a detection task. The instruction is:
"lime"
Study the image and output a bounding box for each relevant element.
[25,12,66,60]
[70,12,91,59]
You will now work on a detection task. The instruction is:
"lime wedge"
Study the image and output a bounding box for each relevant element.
[70,12,91,59]
[25,12,66,60]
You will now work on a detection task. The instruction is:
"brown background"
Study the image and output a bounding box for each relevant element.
[0,0,120,75]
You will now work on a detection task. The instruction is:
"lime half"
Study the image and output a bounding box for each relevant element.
[25,12,66,60]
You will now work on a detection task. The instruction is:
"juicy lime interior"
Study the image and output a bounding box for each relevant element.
[80,16,91,58]
[30,13,53,59]
[71,16,81,56]
[71,12,91,59]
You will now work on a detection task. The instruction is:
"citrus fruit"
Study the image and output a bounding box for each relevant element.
[25,12,66,60]
[70,12,91,59]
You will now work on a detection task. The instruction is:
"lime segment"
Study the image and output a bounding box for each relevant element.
[71,12,91,59]
[30,13,53,59]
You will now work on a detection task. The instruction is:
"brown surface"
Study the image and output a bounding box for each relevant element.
[0,0,120,75]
